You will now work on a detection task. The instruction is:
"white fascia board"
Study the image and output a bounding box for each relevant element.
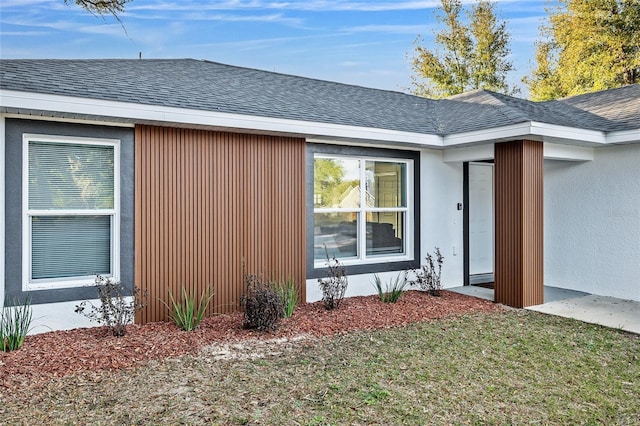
[443,144,494,163]
[442,122,534,146]
[443,121,607,146]
[530,122,606,145]
[543,142,594,161]
[2,113,135,129]
[606,128,640,144]
[0,89,443,147]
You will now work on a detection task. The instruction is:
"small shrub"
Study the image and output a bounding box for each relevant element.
[75,275,147,337]
[318,248,348,310]
[162,286,213,331]
[275,278,299,318]
[410,247,444,296]
[372,272,409,303]
[0,297,33,352]
[242,273,284,331]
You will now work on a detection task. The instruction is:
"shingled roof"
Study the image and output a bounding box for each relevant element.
[1,59,638,136]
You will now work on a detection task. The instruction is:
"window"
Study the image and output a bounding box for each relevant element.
[23,134,120,290]
[313,154,413,264]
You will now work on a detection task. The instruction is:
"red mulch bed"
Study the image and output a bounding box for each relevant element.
[0,290,499,392]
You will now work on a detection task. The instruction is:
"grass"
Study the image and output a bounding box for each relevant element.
[2,310,639,425]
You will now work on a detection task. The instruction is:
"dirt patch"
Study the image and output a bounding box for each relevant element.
[0,290,499,393]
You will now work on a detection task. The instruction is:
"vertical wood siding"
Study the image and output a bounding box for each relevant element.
[494,140,544,308]
[134,125,306,324]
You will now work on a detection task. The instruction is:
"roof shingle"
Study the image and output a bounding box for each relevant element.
[1,59,638,135]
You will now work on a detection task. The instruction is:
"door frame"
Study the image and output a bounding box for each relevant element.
[463,161,495,286]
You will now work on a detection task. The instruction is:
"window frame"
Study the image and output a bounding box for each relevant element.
[313,153,415,267]
[22,134,121,291]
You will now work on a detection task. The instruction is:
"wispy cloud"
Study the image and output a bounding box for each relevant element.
[126,1,443,13]
[0,30,50,36]
[1,0,54,7]
[343,24,428,35]
[338,61,362,67]
[148,12,303,26]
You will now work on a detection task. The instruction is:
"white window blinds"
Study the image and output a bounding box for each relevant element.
[25,139,117,286]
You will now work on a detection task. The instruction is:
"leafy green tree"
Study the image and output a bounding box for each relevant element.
[525,0,640,100]
[409,0,515,98]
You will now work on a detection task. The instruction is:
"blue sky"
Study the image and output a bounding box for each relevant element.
[1,0,550,96]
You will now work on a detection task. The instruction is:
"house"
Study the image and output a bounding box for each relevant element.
[1,59,638,332]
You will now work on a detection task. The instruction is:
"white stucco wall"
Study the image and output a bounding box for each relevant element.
[306,270,409,302]
[419,149,464,288]
[544,144,640,301]
[28,299,101,335]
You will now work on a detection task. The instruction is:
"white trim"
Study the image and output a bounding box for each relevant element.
[443,142,596,163]
[530,122,607,145]
[606,128,640,144]
[543,143,594,161]
[0,115,5,308]
[1,89,442,147]
[21,134,121,291]
[442,121,609,146]
[443,144,494,163]
[443,122,533,146]
[2,113,135,129]
[3,89,637,148]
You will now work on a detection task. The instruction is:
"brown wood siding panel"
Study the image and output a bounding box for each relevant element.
[134,126,306,323]
[494,140,544,308]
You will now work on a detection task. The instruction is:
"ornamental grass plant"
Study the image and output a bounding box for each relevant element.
[0,296,33,352]
[163,286,213,331]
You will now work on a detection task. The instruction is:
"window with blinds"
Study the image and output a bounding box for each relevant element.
[23,136,120,290]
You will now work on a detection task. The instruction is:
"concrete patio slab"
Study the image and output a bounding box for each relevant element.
[448,285,493,301]
[449,285,640,334]
[527,295,640,335]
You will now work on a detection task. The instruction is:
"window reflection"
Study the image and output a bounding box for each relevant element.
[365,161,406,208]
[366,212,404,256]
[314,212,358,260]
[313,158,360,208]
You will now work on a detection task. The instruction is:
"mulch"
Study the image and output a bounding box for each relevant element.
[0,290,500,393]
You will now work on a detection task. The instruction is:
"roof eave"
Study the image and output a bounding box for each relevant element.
[0,89,443,148]
[442,121,616,147]
[2,89,637,149]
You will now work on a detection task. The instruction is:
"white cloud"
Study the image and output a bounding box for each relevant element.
[126,1,444,13]
[0,30,50,36]
[343,24,428,35]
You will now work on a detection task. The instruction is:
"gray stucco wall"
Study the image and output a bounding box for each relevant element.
[4,118,135,305]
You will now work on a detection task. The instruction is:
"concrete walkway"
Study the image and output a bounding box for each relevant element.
[450,285,640,334]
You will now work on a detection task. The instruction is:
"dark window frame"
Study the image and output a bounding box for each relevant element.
[306,143,420,279]
[4,119,134,305]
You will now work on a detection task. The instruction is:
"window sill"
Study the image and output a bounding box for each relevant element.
[24,275,115,291]
[314,254,413,269]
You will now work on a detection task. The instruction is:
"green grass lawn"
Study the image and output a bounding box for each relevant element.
[2,310,639,425]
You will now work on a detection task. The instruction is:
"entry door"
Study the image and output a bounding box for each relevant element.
[468,163,494,281]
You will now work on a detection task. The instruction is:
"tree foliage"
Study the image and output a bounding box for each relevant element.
[65,0,131,19]
[525,0,640,100]
[409,0,515,98]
